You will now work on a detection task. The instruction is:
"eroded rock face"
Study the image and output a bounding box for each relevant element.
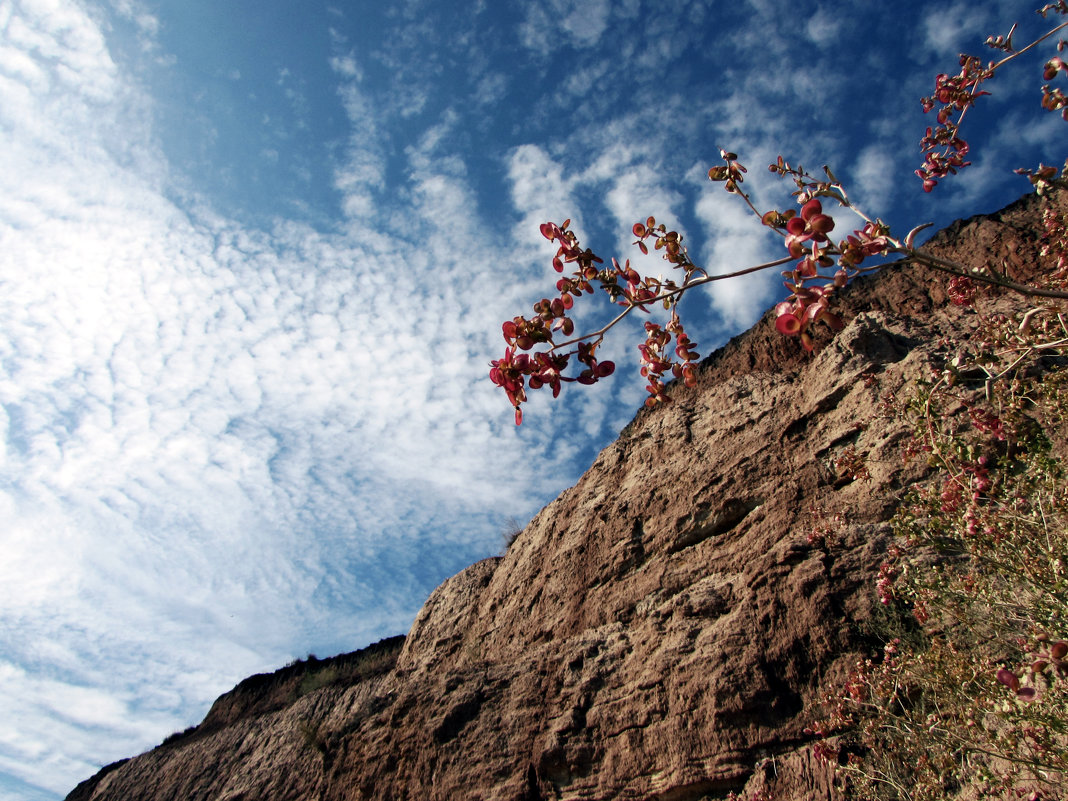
[68,190,1066,801]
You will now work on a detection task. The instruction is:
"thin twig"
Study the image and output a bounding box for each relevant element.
[547,254,795,352]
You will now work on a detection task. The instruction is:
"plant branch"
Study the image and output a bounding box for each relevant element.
[901,248,1068,300]
[547,255,795,352]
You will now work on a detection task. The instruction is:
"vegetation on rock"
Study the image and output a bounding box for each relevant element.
[495,4,1068,798]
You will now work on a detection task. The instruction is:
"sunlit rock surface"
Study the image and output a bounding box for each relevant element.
[68,190,1065,801]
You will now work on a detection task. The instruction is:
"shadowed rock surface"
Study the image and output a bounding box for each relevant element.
[67,190,1066,801]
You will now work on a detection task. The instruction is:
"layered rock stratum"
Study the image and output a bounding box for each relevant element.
[67,190,1066,801]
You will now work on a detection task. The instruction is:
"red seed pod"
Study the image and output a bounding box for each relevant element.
[801,198,823,219]
[595,361,615,378]
[1015,687,1037,702]
[996,667,1020,691]
[776,311,801,337]
[809,214,835,235]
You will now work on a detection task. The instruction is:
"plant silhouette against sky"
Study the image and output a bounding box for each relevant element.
[490,2,1068,426]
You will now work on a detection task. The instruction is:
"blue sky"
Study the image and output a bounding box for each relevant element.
[1,0,1064,798]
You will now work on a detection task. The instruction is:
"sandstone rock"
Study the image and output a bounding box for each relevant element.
[68,189,1067,801]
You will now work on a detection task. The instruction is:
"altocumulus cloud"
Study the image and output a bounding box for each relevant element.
[0,1,582,797]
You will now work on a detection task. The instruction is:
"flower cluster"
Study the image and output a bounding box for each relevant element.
[489,219,624,424]
[807,505,846,548]
[833,445,871,484]
[1042,53,1068,119]
[773,197,846,350]
[540,218,603,277]
[707,150,748,194]
[998,639,1068,703]
[491,9,1067,423]
[917,7,1068,192]
[751,156,902,349]
[638,313,698,406]
[947,274,979,305]
[916,55,993,191]
[837,221,891,269]
[489,344,614,426]
[491,217,704,423]
[875,562,898,605]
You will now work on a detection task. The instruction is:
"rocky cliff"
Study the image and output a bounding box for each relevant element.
[67,190,1066,801]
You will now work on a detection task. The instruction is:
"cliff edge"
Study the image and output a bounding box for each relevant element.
[68,189,1066,801]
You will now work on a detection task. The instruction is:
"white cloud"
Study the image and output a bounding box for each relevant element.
[518,0,611,52]
[507,144,580,252]
[0,4,587,797]
[329,53,360,79]
[852,144,896,211]
[693,190,781,332]
[921,2,994,55]
[805,6,841,45]
[334,83,387,219]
